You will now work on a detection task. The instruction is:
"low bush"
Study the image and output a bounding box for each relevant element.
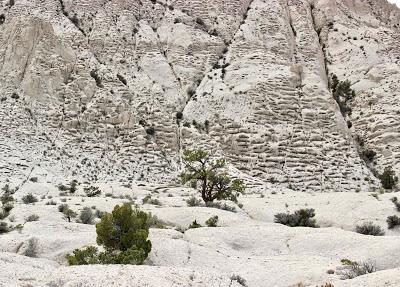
[391,197,400,211]
[79,207,95,224]
[22,193,38,204]
[387,215,400,229]
[338,259,376,279]
[230,274,247,287]
[26,214,39,222]
[66,204,152,266]
[205,215,218,227]
[380,167,398,189]
[23,238,39,257]
[274,208,318,227]
[188,220,202,229]
[0,222,10,234]
[355,222,384,236]
[186,196,203,207]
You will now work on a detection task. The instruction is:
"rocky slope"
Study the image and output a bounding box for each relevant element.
[0,0,399,192]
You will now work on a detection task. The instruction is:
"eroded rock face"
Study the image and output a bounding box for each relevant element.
[0,0,398,191]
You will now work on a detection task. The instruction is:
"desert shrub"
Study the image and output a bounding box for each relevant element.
[3,204,13,212]
[29,177,38,183]
[142,195,161,206]
[205,201,236,212]
[205,215,218,227]
[147,214,167,229]
[26,214,39,222]
[361,149,376,162]
[145,127,155,136]
[46,200,57,205]
[355,222,384,236]
[0,222,10,234]
[66,246,99,265]
[186,196,203,207]
[0,210,9,220]
[58,180,78,194]
[338,259,376,279]
[180,149,245,203]
[79,207,95,224]
[58,203,69,213]
[230,274,247,287]
[380,167,398,189]
[1,184,15,204]
[188,220,202,229]
[274,208,318,227]
[331,75,355,117]
[387,215,400,229]
[84,186,101,197]
[23,238,39,257]
[22,193,38,204]
[67,204,152,265]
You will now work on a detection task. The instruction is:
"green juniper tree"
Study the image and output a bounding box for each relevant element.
[180,149,245,203]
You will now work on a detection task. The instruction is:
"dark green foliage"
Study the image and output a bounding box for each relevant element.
[66,204,152,266]
[331,74,355,117]
[380,167,398,189]
[205,215,218,227]
[361,149,376,162]
[58,203,69,213]
[180,149,245,203]
[79,207,95,224]
[0,222,10,234]
[145,127,155,136]
[387,215,400,229]
[0,14,5,25]
[22,193,38,204]
[66,246,99,265]
[1,184,15,204]
[189,220,202,229]
[355,222,384,236]
[274,208,318,227]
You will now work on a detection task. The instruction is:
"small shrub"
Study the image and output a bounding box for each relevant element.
[188,220,202,229]
[22,193,38,204]
[145,127,155,136]
[380,167,398,189]
[0,222,10,234]
[387,215,400,229]
[355,222,384,236]
[205,215,218,227]
[67,204,152,265]
[95,210,105,218]
[3,204,13,213]
[338,259,376,279]
[0,210,9,220]
[147,213,167,229]
[23,238,39,258]
[142,195,161,206]
[66,246,99,265]
[29,177,38,183]
[274,208,318,227]
[26,214,39,222]
[46,200,57,205]
[186,196,203,207]
[1,184,15,204]
[60,205,77,222]
[79,207,95,224]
